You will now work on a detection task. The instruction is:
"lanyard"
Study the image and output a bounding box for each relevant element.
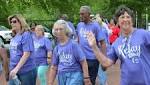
[122,34,132,51]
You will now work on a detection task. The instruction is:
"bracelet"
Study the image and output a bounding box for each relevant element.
[84,76,90,79]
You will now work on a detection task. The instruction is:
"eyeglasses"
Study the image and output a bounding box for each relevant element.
[10,20,18,24]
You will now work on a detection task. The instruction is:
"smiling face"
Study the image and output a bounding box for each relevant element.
[114,5,134,36]
[79,6,91,22]
[118,12,133,33]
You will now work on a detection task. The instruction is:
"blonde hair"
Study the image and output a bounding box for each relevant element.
[35,25,45,35]
[8,14,30,36]
[52,20,71,37]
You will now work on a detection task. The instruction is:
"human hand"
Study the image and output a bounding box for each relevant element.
[84,78,92,85]
[9,68,18,79]
[86,31,97,48]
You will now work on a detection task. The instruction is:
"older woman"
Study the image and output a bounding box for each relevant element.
[86,5,150,85]
[33,25,52,85]
[49,20,91,85]
[8,14,36,85]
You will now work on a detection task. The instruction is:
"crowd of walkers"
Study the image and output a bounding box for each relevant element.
[0,5,150,85]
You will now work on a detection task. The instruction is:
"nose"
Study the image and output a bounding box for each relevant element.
[122,18,129,24]
[122,16,127,20]
[80,14,83,18]
[57,30,61,33]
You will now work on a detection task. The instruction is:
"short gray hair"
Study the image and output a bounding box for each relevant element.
[80,6,91,13]
[52,20,71,37]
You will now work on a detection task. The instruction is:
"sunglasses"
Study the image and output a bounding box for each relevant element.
[10,20,18,24]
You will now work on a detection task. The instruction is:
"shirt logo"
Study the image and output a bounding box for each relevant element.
[10,41,18,54]
[79,28,92,40]
[79,28,88,38]
[58,51,73,66]
[118,44,141,63]
[118,36,141,63]
[34,41,41,51]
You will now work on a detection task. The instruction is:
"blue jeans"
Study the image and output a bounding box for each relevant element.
[58,71,83,85]
[98,65,107,85]
[9,68,37,85]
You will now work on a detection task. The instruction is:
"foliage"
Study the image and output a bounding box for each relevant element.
[0,0,149,28]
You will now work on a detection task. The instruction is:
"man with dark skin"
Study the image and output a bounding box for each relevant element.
[77,6,106,85]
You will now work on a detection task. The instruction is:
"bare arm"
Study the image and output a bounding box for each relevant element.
[15,52,30,71]
[48,65,57,85]
[0,47,9,80]
[9,51,31,78]
[86,32,114,68]
[80,59,90,78]
[47,51,52,64]
[80,59,92,85]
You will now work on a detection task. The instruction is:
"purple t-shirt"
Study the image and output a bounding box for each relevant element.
[33,36,52,66]
[67,21,77,39]
[51,39,86,74]
[9,31,35,74]
[77,21,105,59]
[108,29,150,85]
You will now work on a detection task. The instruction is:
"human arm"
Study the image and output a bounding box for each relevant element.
[87,32,114,67]
[48,65,57,85]
[0,47,9,80]
[47,51,52,64]
[73,43,91,85]
[9,52,31,78]
[48,46,59,85]
[80,60,92,85]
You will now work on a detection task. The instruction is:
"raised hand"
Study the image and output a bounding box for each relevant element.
[86,31,97,48]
